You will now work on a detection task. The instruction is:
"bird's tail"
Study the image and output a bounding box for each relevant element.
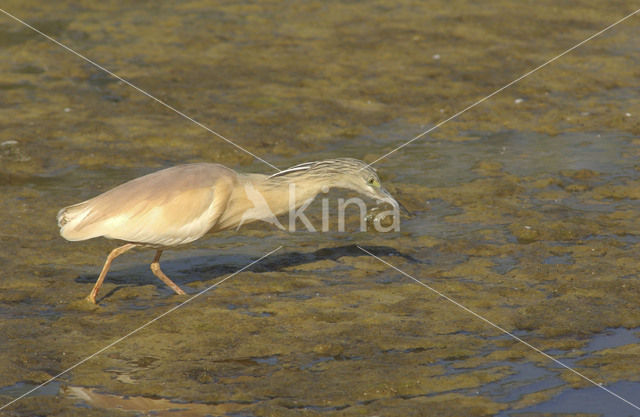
[57,202,95,241]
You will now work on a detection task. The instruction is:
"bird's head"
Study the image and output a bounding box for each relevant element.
[337,160,399,210]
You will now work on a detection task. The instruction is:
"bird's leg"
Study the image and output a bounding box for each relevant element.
[87,243,137,304]
[150,250,187,296]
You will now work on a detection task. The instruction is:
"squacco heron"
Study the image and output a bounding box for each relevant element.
[58,158,399,303]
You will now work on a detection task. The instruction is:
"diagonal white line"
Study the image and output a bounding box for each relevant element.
[363,7,640,170]
[356,246,640,412]
[0,7,281,172]
[0,245,282,411]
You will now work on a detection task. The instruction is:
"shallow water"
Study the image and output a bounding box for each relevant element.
[1,0,640,416]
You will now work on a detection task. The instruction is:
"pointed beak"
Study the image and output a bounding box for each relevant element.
[376,187,412,217]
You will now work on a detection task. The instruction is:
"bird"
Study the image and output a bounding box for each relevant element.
[57,158,400,304]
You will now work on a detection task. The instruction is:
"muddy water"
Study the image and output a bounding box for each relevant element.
[1,0,640,416]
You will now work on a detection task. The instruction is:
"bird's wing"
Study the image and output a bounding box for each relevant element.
[59,164,236,245]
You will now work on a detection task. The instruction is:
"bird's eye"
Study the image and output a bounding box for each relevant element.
[367,178,378,186]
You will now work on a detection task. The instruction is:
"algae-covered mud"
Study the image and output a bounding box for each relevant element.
[1,0,640,416]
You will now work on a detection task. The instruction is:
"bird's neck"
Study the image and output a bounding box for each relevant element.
[213,173,332,232]
[247,173,328,217]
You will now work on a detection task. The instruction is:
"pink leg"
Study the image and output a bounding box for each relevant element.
[150,250,186,295]
[87,243,137,304]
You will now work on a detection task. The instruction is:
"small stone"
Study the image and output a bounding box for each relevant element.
[313,343,344,356]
